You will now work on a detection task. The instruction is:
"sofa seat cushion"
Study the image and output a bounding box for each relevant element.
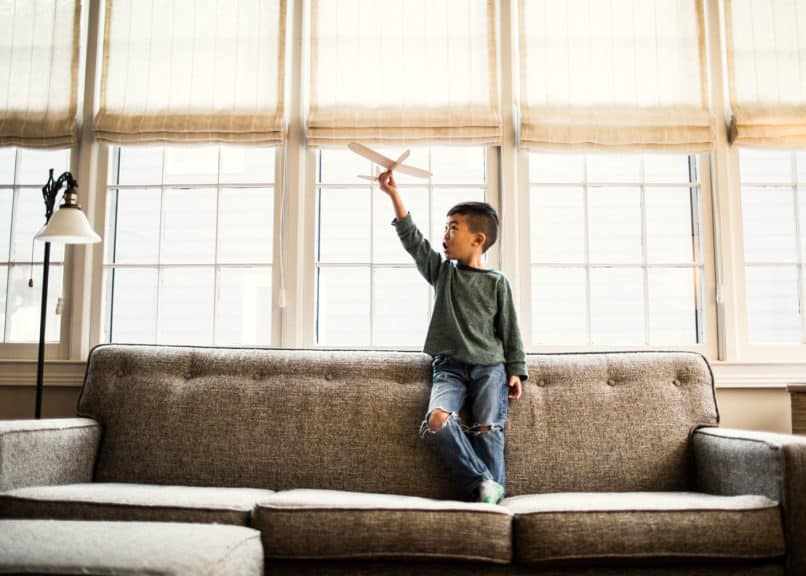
[504,492,784,565]
[0,519,263,576]
[0,483,274,525]
[253,489,512,563]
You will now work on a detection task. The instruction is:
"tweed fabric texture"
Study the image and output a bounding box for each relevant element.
[79,346,717,498]
[506,352,718,495]
[0,483,274,525]
[0,418,100,492]
[692,427,806,576]
[505,491,784,565]
[0,519,263,575]
[266,559,784,576]
[253,489,512,563]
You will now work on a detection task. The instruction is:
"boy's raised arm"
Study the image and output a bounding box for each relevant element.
[379,170,408,221]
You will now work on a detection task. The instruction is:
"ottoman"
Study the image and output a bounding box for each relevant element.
[0,519,263,575]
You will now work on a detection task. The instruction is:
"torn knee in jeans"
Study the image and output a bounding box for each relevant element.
[419,409,454,438]
[470,423,503,436]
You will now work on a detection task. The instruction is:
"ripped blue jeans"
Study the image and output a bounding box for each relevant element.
[420,354,509,498]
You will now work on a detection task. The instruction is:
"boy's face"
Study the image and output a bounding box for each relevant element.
[443,214,484,263]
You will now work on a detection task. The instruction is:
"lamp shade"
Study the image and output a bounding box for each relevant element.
[35,206,101,244]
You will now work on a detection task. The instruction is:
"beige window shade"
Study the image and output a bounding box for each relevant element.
[94,0,286,145]
[520,0,714,151]
[307,0,500,147]
[726,0,806,147]
[0,0,81,149]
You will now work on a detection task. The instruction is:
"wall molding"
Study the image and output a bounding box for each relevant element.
[0,361,86,388]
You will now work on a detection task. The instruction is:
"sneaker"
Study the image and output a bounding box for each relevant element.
[478,480,505,505]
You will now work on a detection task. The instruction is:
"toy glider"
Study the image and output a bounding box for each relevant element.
[348,142,432,181]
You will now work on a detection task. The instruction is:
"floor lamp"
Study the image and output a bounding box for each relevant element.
[33,170,101,419]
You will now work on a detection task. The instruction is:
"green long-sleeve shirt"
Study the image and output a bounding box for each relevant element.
[393,213,528,380]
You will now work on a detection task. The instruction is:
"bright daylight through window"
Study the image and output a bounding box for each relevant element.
[529,153,703,346]
[0,148,70,343]
[103,146,275,346]
[739,149,806,344]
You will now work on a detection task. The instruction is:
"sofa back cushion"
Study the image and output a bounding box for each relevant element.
[79,346,718,498]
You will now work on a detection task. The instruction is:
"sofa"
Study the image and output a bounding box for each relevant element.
[0,344,803,575]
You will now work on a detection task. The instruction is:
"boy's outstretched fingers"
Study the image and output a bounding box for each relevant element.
[508,375,522,400]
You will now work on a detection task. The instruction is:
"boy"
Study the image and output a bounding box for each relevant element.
[378,169,527,505]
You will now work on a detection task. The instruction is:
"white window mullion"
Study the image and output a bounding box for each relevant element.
[583,161,592,344]
[640,159,650,345]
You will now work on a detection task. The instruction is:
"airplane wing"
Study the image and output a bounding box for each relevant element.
[348,142,395,169]
[395,163,432,178]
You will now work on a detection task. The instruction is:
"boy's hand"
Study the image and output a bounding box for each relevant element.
[378,170,398,196]
[508,375,522,400]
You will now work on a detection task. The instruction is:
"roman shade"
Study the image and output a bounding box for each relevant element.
[0,0,82,148]
[93,0,286,145]
[519,0,715,151]
[726,0,806,147]
[307,0,500,146]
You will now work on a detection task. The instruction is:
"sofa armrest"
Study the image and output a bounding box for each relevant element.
[692,426,806,575]
[0,418,101,492]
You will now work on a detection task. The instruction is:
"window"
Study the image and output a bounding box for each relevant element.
[103,146,276,346]
[528,153,704,346]
[314,147,487,347]
[739,149,806,344]
[0,148,70,343]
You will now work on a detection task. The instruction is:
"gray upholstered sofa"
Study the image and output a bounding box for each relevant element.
[1,344,804,575]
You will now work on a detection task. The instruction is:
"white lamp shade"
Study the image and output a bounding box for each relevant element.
[34,206,101,244]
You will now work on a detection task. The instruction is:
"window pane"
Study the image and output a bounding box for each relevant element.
[115,146,163,186]
[531,186,585,263]
[742,186,797,262]
[646,187,695,263]
[158,267,214,345]
[798,152,806,183]
[590,267,645,344]
[372,187,428,264]
[107,188,161,264]
[588,187,642,263]
[6,263,62,342]
[740,149,792,184]
[431,147,484,185]
[745,265,801,343]
[12,188,65,263]
[318,188,371,262]
[216,267,272,345]
[644,154,693,183]
[532,266,587,344]
[164,147,218,185]
[431,187,485,243]
[220,147,275,184]
[218,188,274,263]
[373,267,429,347]
[0,148,14,182]
[161,188,217,263]
[0,188,11,260]
[529,153,584,184]
[15,149,69,186]
[586,154,641,183]
[320,148,374,185]
[317,267,370,346]
[648,268,698,344]
[109,268,158,344]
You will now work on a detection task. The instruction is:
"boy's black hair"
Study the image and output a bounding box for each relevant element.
[446,202,499,253]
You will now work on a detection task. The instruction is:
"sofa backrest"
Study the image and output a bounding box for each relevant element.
[79,345,718,498]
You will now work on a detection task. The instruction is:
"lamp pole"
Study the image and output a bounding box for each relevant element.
[34,169,78,419]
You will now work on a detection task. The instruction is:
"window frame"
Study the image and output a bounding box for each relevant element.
[516,149,718,357]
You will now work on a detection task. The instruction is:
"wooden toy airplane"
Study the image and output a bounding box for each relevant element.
[348,142,432,181]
